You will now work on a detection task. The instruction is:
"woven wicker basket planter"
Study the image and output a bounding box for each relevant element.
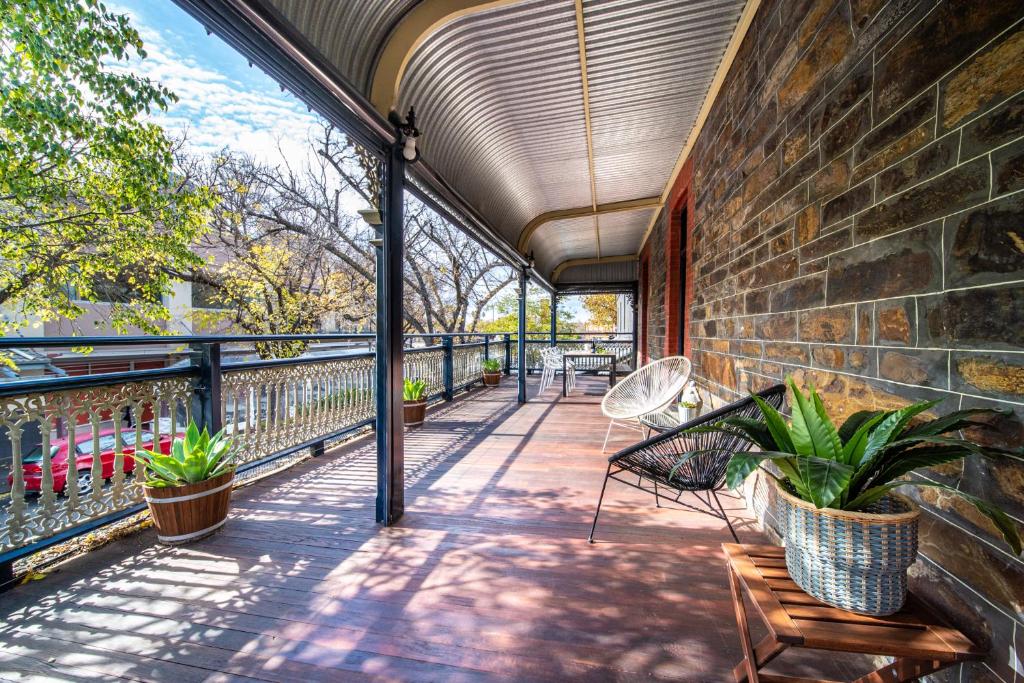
[482,371,501,387]
[403,399,427,427]
[144,469,234,546]
[776,482,920,616]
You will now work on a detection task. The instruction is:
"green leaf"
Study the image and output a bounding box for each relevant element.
[852,400,941,488]
[900,407,1010,439]
[837,410,884,444]
[794,457,854,508]
[725,451,798,490]
[751,393,795,453]
[717,415,778,451]
[840,412,886,467]
[912,483,1021,556]
[787,379,842,461]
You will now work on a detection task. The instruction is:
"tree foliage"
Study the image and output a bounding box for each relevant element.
[581,294,618,331]
[0,0,211,335]
[476,290,577,335]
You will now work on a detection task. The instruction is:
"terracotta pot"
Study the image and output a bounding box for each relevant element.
[143,469,234,545]
[482,371,501,387]
[404,399,427,426]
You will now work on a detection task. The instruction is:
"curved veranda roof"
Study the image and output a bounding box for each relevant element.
[219,0,751,285]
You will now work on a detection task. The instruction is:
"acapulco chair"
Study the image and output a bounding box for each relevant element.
[589,383,786,543]
[599,356,691,453]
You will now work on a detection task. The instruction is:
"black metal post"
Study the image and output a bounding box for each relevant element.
[189,342,222,434]
[442,336,454,401]
[503,334,512,376]
[517,267,528,404]
[375,141,405,526]
[550,293,557,347]
[483,336,490,362]
[631,285,640,370]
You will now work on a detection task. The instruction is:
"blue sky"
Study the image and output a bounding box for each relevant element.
[112,0,320,168]
[112,1,589,322]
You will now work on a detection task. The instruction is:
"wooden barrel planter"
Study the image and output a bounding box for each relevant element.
[404,399,427,427]
[482,371,501,387]
[144,469,235,545]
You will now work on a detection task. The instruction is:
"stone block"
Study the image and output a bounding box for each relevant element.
[873,0,1023,121]
[878,349,948,388]
[856,154,988,246]
[854,90,934,166]
[940,24,1024,130]
[756,312,798,340]
[798,223,851,261]
[875,131,958,201]
[821,181,871,227]
[856,303,873,346]
[795,204,820,244]
[828,223,943,305]
[820,97,871,162]
[945,194,1024,289]
[810,154,852,202]
[918,283,1024,350]
[770,272,826,312]
[763,342,810,364]
[799,305,855,343]
[738,253,799,289]
[875,299,915,346]
[992,136,1024,196]
[951,352,1024,402]
[745,288,770,315]
[960,90,1024,160]
[809,55,872,141]
[779,10,854,112]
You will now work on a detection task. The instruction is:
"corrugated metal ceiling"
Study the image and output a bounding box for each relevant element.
[259,0,746,281]
[266,0,418,91]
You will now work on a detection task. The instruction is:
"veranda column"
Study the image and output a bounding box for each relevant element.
[517,267,528,404]
[550,292,557,347]
[375,141,405,525]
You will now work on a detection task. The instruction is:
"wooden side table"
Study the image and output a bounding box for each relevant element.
[723,544,985,683]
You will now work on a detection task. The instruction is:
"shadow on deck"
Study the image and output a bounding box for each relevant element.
[0,376,856,681]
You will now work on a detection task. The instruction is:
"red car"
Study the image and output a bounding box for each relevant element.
[8,428,174,496]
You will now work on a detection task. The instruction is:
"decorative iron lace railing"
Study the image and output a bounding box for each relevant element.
[0,335,494,565]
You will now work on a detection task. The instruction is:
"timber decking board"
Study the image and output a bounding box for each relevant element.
[0,378,866,681]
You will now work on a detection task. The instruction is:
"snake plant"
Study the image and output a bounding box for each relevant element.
[134,421,235,488]
[403,377,428,401]
[482,358,501,373]
[677,377,1022,554]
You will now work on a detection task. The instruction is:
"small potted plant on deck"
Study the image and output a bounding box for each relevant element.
[403,378,428,427]
[482,358,502,387]
[134,421,236,545]
[679,377,1022,616]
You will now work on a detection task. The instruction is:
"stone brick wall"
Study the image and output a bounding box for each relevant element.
[680,0,1024,678]
[642,211,668,360]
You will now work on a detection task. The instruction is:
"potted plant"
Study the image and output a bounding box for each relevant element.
[677,380,703,423]
[482,358,502,386]
[403,378,428,427]
[679,377,1022,616]
[134,421,236,546]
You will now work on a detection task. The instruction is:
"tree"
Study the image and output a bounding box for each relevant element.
[476,290,577,335]
[0,0,211,335]
[581,294,618,331]
[190,125,514,343]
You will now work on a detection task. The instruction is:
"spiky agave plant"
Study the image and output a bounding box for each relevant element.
[134,421,235,488]
[676,377,1023,554]
[403,377,428,402]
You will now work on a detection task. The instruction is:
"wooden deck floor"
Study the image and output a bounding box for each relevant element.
[0,377,853,682]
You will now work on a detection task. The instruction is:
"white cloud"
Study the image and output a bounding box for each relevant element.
[109,3,321,170]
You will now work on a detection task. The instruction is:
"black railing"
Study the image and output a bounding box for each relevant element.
[0,332,501,580]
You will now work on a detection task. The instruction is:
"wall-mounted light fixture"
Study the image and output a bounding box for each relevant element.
[389,106,420,162]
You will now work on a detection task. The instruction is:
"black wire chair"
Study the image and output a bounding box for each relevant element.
[588,383,786,543]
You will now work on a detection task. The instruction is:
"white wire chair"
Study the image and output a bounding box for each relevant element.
[599,356,691,453]
[538,346,574,394]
